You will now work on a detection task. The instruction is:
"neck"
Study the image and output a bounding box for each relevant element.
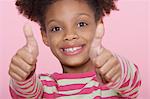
[62,59,95,74]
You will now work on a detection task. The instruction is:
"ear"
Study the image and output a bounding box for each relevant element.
[41,29,49,47]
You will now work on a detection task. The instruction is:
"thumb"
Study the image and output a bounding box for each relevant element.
[24,23,36,46]
[89,23,104,59]
[23,23,39,57]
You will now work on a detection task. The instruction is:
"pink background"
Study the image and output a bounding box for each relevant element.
[0,0,149,98]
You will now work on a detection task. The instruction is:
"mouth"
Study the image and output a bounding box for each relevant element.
[60,44,85,56]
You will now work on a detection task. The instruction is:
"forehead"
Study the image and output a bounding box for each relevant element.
[45,0,94,20]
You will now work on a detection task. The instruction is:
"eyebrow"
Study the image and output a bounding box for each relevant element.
[76,13,91,18]
[47,13,91,26]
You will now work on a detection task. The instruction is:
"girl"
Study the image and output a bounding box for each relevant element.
[9,0,141,98]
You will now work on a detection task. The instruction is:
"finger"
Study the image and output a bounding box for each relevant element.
[94,49,113,68]
[10,63,28,80]
[98,56,118,75]
[12,54,34,73]
[96,68,109,84]
[95,68,103,84]
[90,46,104,60]
[17,48,37,66]
[89,23,104,58]
[23,23,39,58]
[9,70,23,81]
[104,63,121,82]
[23,23,36,47]
[92,23,104,47]
[111,71,121,82]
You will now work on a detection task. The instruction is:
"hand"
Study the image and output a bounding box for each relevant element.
[89,23,122,84]
[8,24,39,81]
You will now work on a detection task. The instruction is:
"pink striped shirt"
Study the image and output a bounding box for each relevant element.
[9,55,141,99]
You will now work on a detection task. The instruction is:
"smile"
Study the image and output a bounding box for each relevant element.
[60,45,85,56]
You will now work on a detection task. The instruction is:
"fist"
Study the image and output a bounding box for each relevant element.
[94,48,122,84]
[89,23,122,84]
[8,24,39,81]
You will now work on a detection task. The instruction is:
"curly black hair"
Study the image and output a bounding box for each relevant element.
[15,0,118,31]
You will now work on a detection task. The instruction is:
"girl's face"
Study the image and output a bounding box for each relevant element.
[42,0,99,68]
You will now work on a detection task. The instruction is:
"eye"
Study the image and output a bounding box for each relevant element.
[77,22,88,28]
[51,27,62,32]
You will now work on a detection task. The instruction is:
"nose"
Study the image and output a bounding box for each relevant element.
[63,33,79,41]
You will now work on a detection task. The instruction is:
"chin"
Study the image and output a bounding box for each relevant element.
[60,57,90,67]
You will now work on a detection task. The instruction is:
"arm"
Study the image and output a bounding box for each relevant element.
[9,74,43,98]
[89,23,141,98]
[8,24,42,98]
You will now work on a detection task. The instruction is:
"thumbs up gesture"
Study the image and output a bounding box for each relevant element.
[89,23,122,84]
[9,24,39,81]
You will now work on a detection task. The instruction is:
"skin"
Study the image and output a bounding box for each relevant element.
[9,24,38,81]
[9,0,122,84]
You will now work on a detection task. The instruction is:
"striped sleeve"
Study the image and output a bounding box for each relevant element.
[39,74,58,98]
[9,74,43,99]
[107,55,141,98]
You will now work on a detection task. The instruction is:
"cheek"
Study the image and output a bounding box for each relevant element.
[47,35,59,50]
[48,33,62,44]
[88,28,96,43]
[80,29,95,43]
[82,25,96,40]
[48,38,60,58]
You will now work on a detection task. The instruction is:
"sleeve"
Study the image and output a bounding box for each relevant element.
[107,54,141,98]
[39,74,58,98]
[9,74,43,99]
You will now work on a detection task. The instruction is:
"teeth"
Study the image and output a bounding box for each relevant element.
[63,46,82,52]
